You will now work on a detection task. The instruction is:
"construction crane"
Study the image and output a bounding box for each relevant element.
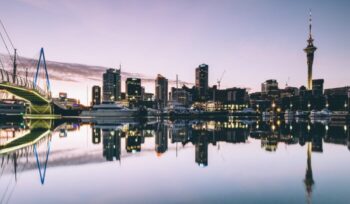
[217,70,226,89]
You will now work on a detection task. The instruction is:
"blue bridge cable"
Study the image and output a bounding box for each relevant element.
[33,140,51,185]
[33,48,51,92]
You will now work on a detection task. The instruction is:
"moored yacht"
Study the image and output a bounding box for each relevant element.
[80,101,140,117]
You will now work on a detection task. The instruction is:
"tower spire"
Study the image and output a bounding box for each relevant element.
[309,9,312,38]
[304,9,317,90]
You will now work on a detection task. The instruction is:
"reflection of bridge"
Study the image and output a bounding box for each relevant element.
[0,128,51,155]
[0,119,62,154]
[0,119,69,202]
[0,120,58,202]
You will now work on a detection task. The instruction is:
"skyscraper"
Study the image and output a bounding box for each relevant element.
[126,78,141,101]
[304,11,317,90]
[103,68,121,101]
[312,79,324,96]
[261,79,279,97]
[91,85,101,105]
[195,64,209,101]
[155,74,168,107]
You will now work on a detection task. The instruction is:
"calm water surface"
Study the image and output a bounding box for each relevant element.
[0,118,349,204]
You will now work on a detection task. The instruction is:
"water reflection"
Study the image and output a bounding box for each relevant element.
[0,118,349,203]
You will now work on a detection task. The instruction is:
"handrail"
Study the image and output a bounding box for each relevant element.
[0,69,51,100]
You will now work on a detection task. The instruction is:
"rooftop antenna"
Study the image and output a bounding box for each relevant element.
[309,9,312,39]
[176,74,178,89]
[286,77,290,87]
[307,8,314,46]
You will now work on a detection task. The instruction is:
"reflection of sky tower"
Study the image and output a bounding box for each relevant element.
[304,10,317,90]
[304,142,314,204]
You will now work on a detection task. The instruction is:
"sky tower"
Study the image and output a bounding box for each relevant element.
[304,10,317,90]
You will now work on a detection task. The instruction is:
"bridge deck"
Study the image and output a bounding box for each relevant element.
[0,129,51,155]
[0,83,50,104]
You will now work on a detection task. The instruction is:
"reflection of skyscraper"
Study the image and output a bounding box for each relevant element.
[102,129,121,161]
[92,127,101,144]
[195,135,208,167]
[310,123,324,152]
[155,123,168,155]
[304,142,314,203]
[347,125,350,151]
[304,11,317,90]
[126,136,142,153]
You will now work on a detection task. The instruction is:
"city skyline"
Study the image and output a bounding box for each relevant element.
[0,0,350,104]
[1,2,350,204]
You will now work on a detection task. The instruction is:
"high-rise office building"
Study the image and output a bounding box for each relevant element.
[103,68,121,101]
[261,79,279,97]
[155,74,168,107]
[170,87,193,106]
[91,85,101,105]
[304,11,317,90]
[195,64,209,101]
[126,78,141,101]
[312,79,324,96]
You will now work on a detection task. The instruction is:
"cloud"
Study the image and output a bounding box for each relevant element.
[0,53,193,87]
[16,0,53,9]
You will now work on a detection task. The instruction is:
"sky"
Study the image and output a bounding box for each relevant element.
[0,0,349,104]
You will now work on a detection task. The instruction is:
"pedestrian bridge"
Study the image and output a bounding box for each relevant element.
[0,48,53,115]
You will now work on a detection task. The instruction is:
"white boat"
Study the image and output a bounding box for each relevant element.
[80,101,139,117]
[310,108,332,119]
